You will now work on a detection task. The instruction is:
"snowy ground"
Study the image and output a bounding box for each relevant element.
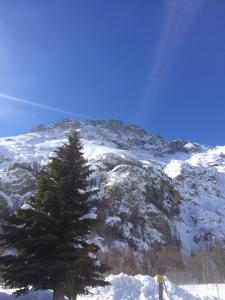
[0,273,225,299]
[181,283,225,299]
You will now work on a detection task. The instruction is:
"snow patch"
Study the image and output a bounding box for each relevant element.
[164,160,182,178]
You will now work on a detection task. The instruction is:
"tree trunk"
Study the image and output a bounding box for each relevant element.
[68,294,77,300]
[53,289,64,300]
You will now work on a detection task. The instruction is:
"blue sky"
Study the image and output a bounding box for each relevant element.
[0,0,224,145]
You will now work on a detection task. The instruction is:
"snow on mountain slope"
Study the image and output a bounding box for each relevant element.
[0,119,224,255]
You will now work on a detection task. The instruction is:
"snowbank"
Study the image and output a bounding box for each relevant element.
[0,288,52,299]
[0,273,217,300]
[78,273,199,300]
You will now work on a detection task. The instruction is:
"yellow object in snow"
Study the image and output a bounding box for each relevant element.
[157,275,164,284]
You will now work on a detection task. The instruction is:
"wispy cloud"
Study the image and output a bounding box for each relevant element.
[0,92,83,118]
[137,0,207,121]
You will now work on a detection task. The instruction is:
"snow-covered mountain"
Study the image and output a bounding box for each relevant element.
[1,119,225,256]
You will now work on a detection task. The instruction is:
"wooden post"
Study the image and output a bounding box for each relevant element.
[159,282,163,300]
[156,265,166,300]
[157,275,164,300]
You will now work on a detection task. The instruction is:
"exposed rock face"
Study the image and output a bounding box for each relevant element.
[0,119,225,255]
[94,160,180,250]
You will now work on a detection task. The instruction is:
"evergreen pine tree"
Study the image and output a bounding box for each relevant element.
[0,131,109,300]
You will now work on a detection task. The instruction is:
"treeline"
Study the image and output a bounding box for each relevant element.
[100,243,225,284]
[172,245,225,284]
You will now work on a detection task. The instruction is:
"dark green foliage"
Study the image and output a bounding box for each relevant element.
[0,131,109,299]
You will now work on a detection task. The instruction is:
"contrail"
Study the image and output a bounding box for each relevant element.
[137,0,207,121]
[0,92,82,117]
